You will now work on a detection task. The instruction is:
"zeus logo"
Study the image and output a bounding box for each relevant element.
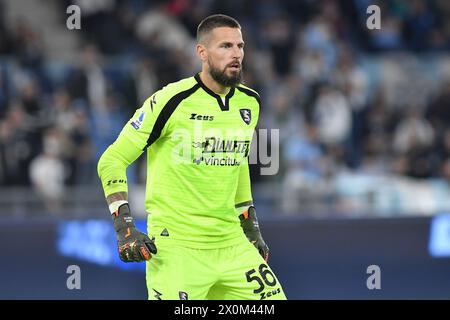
[260,288,281,300]
[153,289,162,300]
[190,113,214,121]
[106,179,126,186]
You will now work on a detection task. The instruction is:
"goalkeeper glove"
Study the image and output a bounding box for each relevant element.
[112,203,157,262]
[239,206,269,262]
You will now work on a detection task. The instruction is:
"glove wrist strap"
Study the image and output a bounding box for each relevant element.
[109,200,128,215]
[112,203,136,233]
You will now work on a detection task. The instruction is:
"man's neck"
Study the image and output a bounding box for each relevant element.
[199,71,230,95]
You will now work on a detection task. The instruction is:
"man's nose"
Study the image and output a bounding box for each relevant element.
[232,46,242,59]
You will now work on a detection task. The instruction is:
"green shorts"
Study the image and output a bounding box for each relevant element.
[146,235,287,300]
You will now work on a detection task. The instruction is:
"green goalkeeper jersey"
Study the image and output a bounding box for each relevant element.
[98,74,260,248]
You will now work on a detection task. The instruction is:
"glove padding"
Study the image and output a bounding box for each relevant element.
[240,206,269,262]
[112,203,157,262]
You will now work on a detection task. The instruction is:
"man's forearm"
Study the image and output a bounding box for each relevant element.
[106,191,128,206]
[239,205,270,261]
[106,191,129,215]
[97,134,143,199]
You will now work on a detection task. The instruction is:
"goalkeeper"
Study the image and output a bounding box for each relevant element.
[97,14,286,300]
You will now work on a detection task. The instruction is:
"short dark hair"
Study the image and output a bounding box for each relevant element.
[197,14,241,43]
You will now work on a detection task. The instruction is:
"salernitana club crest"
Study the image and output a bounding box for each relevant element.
[239,109,251,125]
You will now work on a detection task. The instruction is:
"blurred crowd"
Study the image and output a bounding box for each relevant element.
[1,0,450,214]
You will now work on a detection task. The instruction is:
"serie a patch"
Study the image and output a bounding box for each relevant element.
[131,111,146,130]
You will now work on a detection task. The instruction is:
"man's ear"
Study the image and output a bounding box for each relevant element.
[196,43,207,62]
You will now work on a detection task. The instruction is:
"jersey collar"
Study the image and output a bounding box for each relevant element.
[194,73,235,111]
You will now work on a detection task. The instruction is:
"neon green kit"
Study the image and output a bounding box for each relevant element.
[98,74,286,300]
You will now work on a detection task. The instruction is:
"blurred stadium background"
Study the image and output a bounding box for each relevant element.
[1,0,450,299]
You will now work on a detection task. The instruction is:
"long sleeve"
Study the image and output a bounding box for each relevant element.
[235,157,253,209]
[97,90,167,197]
[97,132,143,197]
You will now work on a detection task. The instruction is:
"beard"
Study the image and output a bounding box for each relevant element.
[208,59,242,87]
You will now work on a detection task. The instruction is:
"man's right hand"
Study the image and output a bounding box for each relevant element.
[112,203,157,262]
